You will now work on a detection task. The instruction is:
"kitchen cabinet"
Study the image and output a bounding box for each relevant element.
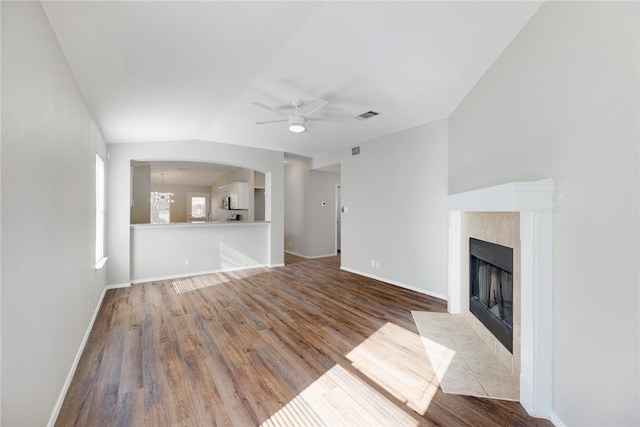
[219,181,249,209]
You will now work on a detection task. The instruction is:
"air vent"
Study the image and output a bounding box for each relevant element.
[354,110,379,121]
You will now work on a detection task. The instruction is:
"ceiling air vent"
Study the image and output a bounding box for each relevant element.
[354,110,379,121]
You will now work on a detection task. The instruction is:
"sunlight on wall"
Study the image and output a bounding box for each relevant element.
[260,364,418,427]
[346,322,440,415]
[220,240,261,270]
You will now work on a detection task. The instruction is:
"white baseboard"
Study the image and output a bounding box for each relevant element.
[105,282,132,289]
[269,263,285,268]
[47,283,120,427]
[549,412,566,427]
[339,266,448,301]
[284,250,337,259]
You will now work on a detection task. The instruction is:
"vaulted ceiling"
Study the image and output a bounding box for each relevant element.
[43,1,542,159]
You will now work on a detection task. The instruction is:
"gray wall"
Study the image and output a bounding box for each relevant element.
[449,2,639,425]
[340,119,449,299]
[1,2,108,425]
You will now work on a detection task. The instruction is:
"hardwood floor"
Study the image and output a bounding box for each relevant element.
[56,253,553,426]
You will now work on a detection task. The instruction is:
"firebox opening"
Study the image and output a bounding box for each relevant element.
[469,238,514,353]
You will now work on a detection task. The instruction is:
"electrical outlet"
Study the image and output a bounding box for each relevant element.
[375,261,380,268]
[370,260,375,267]
[185,258,190,266]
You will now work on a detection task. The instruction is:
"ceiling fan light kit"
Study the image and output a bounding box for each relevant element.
[288,115,307,133]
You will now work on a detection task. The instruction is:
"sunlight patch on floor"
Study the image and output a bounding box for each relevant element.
[171,266,268,294]
[260,364,418,427]
[412,311,519,400]
[421,337,457,376]
[345,322,440,415]
[171,275,229,294]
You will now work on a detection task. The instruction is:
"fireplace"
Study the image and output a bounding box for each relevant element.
[469,238,513,353]
[444,179,554,418]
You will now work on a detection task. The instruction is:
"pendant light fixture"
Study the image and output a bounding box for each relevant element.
[150,173,174,207]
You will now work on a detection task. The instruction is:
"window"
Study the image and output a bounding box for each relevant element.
[150,194,172,224]
[95,153,107,269]
[188,193,209,222]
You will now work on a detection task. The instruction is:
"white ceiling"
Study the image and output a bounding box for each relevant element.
[43,1,542,160]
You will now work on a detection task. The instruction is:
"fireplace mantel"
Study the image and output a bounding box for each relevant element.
[444,179,554,419]
[445,179,554,212]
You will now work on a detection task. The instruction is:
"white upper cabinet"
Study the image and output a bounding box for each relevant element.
[219,181,249,210]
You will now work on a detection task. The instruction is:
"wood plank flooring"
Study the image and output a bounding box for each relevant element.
[55,253,553,426]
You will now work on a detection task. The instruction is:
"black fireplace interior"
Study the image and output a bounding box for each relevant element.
[469,238,514,353]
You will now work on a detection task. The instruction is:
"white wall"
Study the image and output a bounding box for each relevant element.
[448,2,639,425]
[107,140,284,286]
[340,119,449,299]
[1,2,107,425]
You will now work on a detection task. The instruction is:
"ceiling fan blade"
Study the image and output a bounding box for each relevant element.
[252,101,287,116]
[299,98,328,117]
[255,119,288,125]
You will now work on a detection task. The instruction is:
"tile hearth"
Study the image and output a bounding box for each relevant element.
[412,311,519,401]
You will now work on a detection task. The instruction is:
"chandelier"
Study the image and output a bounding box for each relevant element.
[150,173,174,207]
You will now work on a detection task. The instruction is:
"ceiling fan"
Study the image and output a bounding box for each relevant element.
[253,98,328,133]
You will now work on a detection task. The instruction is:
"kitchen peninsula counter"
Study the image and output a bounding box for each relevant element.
[130,221,270,283]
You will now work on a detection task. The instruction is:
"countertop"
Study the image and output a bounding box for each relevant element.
[130,221,269,229]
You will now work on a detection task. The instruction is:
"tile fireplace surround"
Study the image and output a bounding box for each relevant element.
[444,179,554,419]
